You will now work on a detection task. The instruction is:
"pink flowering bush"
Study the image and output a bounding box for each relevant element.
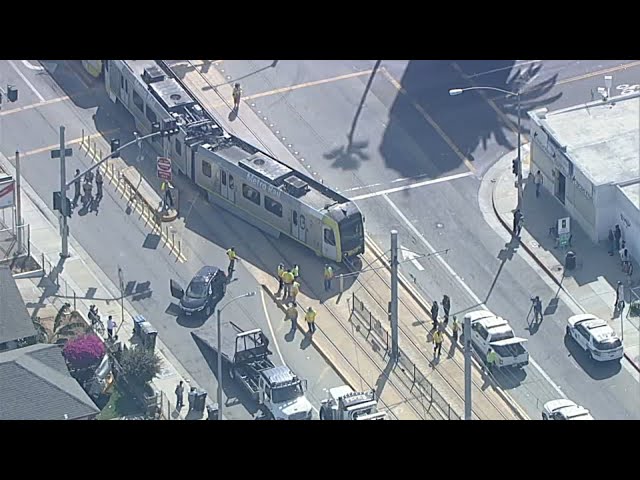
[63,334,106,370]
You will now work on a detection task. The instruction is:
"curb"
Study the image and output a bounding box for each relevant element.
[490,172,640,374]
[260,284,358,393]
[363,236,529,420]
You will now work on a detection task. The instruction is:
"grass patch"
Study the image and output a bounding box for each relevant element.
[96,385,142,420]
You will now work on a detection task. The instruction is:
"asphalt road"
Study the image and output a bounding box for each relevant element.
[207,59,640,419]
[0,60,344,419]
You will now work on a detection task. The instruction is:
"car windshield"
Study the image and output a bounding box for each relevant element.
[594,338,622,350]
[186,280,207,299]
[493,342,526,357]
[490,330,515,343]
[271,383,303,403]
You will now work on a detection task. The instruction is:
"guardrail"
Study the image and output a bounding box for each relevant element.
[351,293,462,420]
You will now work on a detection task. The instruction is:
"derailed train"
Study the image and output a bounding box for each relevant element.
[96,60,365,262]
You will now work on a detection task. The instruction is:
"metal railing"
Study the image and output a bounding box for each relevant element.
[351,293,462,420]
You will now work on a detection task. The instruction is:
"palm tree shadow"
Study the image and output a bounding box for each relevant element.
[323,137,370,170]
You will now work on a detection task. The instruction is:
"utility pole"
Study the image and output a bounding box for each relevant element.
[464,314,472,420]
[118,266,125,330]
[15,151,23,254]
[390,229,399,359]
[515,91,523,210]
[58,126,70,258]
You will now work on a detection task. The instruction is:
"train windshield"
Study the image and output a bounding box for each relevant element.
[339,214,364,252]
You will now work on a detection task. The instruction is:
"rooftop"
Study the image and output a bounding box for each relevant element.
[0,265,37,346]
[0,343,100,420]
[619,181,640,208]
[531,93,640,186]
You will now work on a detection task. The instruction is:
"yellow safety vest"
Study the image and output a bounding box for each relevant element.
[282,271,294,285]
[433,331,443,344]
[487,351,498,364]
[227,249,237,261]
[452,322,459,333]
[287,306,298,320]
[292,282,300,295]
[292,265,299,277]
[324,267,334,279]
[277,265,285,278]
[305,309,316,323]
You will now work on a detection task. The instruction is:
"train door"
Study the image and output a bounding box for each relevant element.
[190,146,197,183]
[322,225,338,261]
[291,211,301,240]
[220,170,236,203]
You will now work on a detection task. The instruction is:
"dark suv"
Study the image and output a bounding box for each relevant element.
[170,266,226,317]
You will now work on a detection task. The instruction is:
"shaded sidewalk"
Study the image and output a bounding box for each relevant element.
[491,148,640,372]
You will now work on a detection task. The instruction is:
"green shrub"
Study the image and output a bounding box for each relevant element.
[120,347,162,386]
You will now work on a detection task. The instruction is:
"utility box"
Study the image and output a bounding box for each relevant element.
[192,390,207,413]
[133,315,146,337]
[206,404,219,420]
[140,321,158,351]
[565,251,576,270]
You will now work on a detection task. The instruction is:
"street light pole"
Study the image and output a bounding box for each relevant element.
[59,126,70,258]
[15,151,23,254]
[216,291,256,420]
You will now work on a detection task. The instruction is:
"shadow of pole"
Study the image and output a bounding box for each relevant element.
[347,60,382,148]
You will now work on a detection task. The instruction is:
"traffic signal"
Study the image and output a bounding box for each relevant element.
[512,158,519,176]
[53,192,72,217]
[7,85,18,102]
[110,139,121,158]
[151,122,161,134]
[53,191,61,211]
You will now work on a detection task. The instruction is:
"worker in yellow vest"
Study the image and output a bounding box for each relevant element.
[282,269,295,299]
[292,264,299,280]
[291,281,300,303]
[486,348,498,373]
[451,316,460,342]
[226,247,238,277]
[323,264,334,291]
[305,307,317,334]
[433,329,444,357]
[276,263,286,296]
[287,302,299,331]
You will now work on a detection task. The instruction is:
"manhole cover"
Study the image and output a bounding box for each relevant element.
[436,222,444,229]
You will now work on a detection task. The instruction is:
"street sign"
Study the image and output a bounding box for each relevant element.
[157,157,172,181]
[401,245,424,271]
[51,148,73,159]
[0,176,15,209]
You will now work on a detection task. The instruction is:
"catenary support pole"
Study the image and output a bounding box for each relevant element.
[390,229,399,359]
[15,151,23,253]
[464,314,472,420]
[60,126,70,258]
[217,308,223,420]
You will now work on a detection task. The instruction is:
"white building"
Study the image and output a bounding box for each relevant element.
[528,92,640,261]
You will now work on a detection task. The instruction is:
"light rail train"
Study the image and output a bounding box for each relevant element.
[94,60,365,262]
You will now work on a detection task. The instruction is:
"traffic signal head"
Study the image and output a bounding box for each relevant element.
[7,85,18,103]
[110,139,121,158]
[512,158,519,176]
[53,191,61,211]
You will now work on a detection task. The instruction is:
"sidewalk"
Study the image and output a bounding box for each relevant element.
[0,152,212,420]
[176,61,527,419]
[491,148,640,372]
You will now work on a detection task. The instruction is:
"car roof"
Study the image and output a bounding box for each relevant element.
[561,406,593,420]
[194,266,220,281]
[478,316,510,330]
[545,399,577,413]
[568,314,598,326]
[588,324,618,342]
[491,337,528,347]
[465,310,495,323]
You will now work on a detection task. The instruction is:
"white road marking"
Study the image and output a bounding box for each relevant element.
[21,60,44,71]
[260,288,285,364]
[8,60,45,102]
[381,193,568,399]
[467,60,541,79]
[401,245,424,271]
[351,171,473,201]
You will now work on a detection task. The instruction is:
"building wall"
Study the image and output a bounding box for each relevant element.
[615,187,640,262]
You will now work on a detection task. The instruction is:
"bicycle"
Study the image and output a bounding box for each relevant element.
[88,305,105,335]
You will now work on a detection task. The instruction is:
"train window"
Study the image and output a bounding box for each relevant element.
[175,139,182,156]
[324,228,336,246]
[264,196,283,218]
[242,184,261,206]
[300,215,306,229]
[293,211,298,225]
[221,171,227,186]
[202,160,212,178]
[120,75,124,90]
[229,175,235,189]
[125,79,128,93]
[146,106,157,124]
[133,90,144,112]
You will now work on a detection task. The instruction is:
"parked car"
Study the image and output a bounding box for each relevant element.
[566,314,623,362]
[542,399,594,420]
[170,266,227,317]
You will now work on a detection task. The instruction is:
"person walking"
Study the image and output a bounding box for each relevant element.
[175,380,185,410]
[82,178,93,206]
[85,169,94,186]
[287,302,299,331]
[534,170,543,198]
[431,300,439,330]
[614,225,622,251]
[433,329,444,357]
[226,247,238,277]
[292,264,300,280]
[95,169,104,199]
[305,306,317,335]
[232,83,242,110]
[451,316,460,342]
[276,263,285,296]
[622,249,630,273]
[532,296,543,323]
[323,264,334,291]
[615,281,625,311]
[513,209,524,237]
[282,269,295,299]
[485,348,498,373]
[107,315,117,339]
[291,280,300,304]
[73,169,81,206]
[442,294,451,324]
[607,229,615,256]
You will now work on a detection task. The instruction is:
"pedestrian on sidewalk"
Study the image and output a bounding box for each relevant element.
[73,169,81,206]
[85,169,94,185]
[305,306,317,335]
[433,329,443,357]
[276,263,285,296]
[615,281,625,311]
[175,380,185,410]
[282,269,295,299]
[291,280,300,304]
[287,302,299,331]
[532,296,543,323]
[226,247,238,277]
[442,294,451,325]
[534,170,543,197]
[608,229,615,256]
[513,209,524,237]
[95,169,104,198]
[323,264,334,291]
[614,225,622,251]
[452,316,459,342]
[82,179,93,206]
[627,261,634,281]
[107,315,117,339]
[188,386,197,411]
[431,300,439,330]
[292,264,300,280]
[485,348,498,374]
[232,83,242,110]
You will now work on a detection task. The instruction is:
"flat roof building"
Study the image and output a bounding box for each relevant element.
[529,91,640,261]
